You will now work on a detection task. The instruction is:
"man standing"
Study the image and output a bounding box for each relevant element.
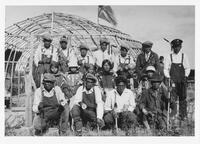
[77,43,95,74]
[58,35,69,73]
[32,73,69,135]
[114,42,135,74]
[33,34,58,88]
[93,37,114,71]
[103,76,137,135]
[164,39,190,120]
[71,73,104,136]
[136,41,160,80]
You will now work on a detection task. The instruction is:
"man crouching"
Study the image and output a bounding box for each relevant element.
[103,76,137,136]
[32,73,69,135]
[71,73,104,136]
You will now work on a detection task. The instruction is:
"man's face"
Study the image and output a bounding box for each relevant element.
[173,45,181,54]
[143,47,152,54]
[50,66,59,74]
[120,48,128,57]
[147,71,154,78]
[151,81,160,90]
[86,80,94,90]
[43,81,54,92]
[80,49,87,57]
[100,43,108,52]
[60,42,67,50]
[43,41,51,49]
[103,62,111,72]
[116,82,126,95]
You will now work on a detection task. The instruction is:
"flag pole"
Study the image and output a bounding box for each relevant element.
[97,6,99,25]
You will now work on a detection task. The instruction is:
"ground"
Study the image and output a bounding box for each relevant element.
[5,86,195,136]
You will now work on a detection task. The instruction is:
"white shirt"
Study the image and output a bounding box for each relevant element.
[77,54,95,65]
[114,54,135,72]
[68,50,78,67]
[93,49,114,67]
[32,86,67,113]
[164,52,190,78]
[104,88,136,113]
[34,44,58,66]
[73,85,104,119]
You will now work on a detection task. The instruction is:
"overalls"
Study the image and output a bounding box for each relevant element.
[169,53,187,119]
[71,88,97,131]
[58,49,69,73]
[35,47,54,88]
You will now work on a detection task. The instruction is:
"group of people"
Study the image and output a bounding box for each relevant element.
[32,34,190,136]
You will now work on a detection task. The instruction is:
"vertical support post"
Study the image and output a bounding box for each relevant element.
[17,70,20,106]
[25,35,34,127]
[51,12,54,36]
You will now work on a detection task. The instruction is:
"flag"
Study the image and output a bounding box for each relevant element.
[98,5,117,26]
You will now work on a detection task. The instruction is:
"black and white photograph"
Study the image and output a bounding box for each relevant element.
[3,2,198,142]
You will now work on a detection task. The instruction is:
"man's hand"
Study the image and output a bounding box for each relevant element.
[142,108,148,115]
[123,104,129,111]
[97,118,105,128]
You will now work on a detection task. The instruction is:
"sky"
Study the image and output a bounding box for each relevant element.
[5,6,195,68]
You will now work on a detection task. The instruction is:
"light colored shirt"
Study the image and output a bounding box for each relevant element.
[73,85,104,119]
[32,86,67,113]
[93,49,114,67]
[164,52,190,78]
[68,50,78,67]
[77,54,95,65]
[145,52,151,61]
[114,54,135,72]
[104,88,136,113]
[34,44,58,66]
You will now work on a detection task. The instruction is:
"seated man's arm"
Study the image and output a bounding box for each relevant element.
[94,86,104,120]
[32,89,41,113]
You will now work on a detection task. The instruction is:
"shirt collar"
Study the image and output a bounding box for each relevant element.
[82,87,94,93]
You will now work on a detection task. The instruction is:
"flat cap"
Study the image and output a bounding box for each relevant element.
[85,73,97,83]
[120,42,129,51]
[150,73,163,82]
[115,76,127,85]
[42,34,52,42]
[60,35,68,43]
[100,37,109,44]
[43,73,56,82]
[146,66,156,72]
[142,41,153,48]
[171,39,183,48]
[79,43,89,50]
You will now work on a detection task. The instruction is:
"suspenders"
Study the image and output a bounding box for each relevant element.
[170,53,184,64]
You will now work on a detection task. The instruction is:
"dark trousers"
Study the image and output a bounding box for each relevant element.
[71,105,97,131]
[175,82,187,119]
[103,111,137,130]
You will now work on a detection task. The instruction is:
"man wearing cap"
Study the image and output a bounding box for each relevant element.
[93,37,115,71]
[33,34,58,88]
[103,76,137,135]
[77,43,95,74]
[136,41,160,80]
[71,73,104,136]
[114,42,135,73]
[32,73,69,135]
[58,35,70,73]
[164,39,190,120]
[139,73,168,130]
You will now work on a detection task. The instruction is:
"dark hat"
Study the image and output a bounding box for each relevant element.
[146,66,156,72]
[60,35,68,43]
[43,73,56,83]
[50,61,59,68]
[42,34,52,42]
[171,39,183,48]
[85,73,97,83]
[120,42,129,51]
[150,73,163,83]
[141,74,148,81]
[100,37,109,45]
[115,76,127,85]
[142,41,153,48]
[79,43,89,50]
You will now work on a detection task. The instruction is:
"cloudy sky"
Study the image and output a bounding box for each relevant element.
[5,6,195,68]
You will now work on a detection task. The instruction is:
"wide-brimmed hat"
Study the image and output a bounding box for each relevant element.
[120,42,129,51]
[100,37,109,45]
[142,41,153,48]
[171,39,183,48]
[42,34,52,42]
[150,73,163,82]
[79,43,89,50]
[146,66,156,72]
[59,35,68,43]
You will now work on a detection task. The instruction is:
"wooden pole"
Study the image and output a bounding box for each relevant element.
[25,35,34,127]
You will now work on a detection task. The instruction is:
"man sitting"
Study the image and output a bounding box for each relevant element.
[32,73,69,135]
[71,73,104,136]
[103,76,137,136]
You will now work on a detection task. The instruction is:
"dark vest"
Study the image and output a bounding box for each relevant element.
[82,88,97,111]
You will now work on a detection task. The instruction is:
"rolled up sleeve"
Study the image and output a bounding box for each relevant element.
[128,91,136,112]
[73,86,83,106]
[94,86,104,119]
[55,86,67,105]
[32,89,41,113]
[164,55,171,78]
[183,54,191,77]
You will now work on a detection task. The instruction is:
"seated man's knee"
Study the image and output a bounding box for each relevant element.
[71,105,81,121]
[103,112,114,125]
